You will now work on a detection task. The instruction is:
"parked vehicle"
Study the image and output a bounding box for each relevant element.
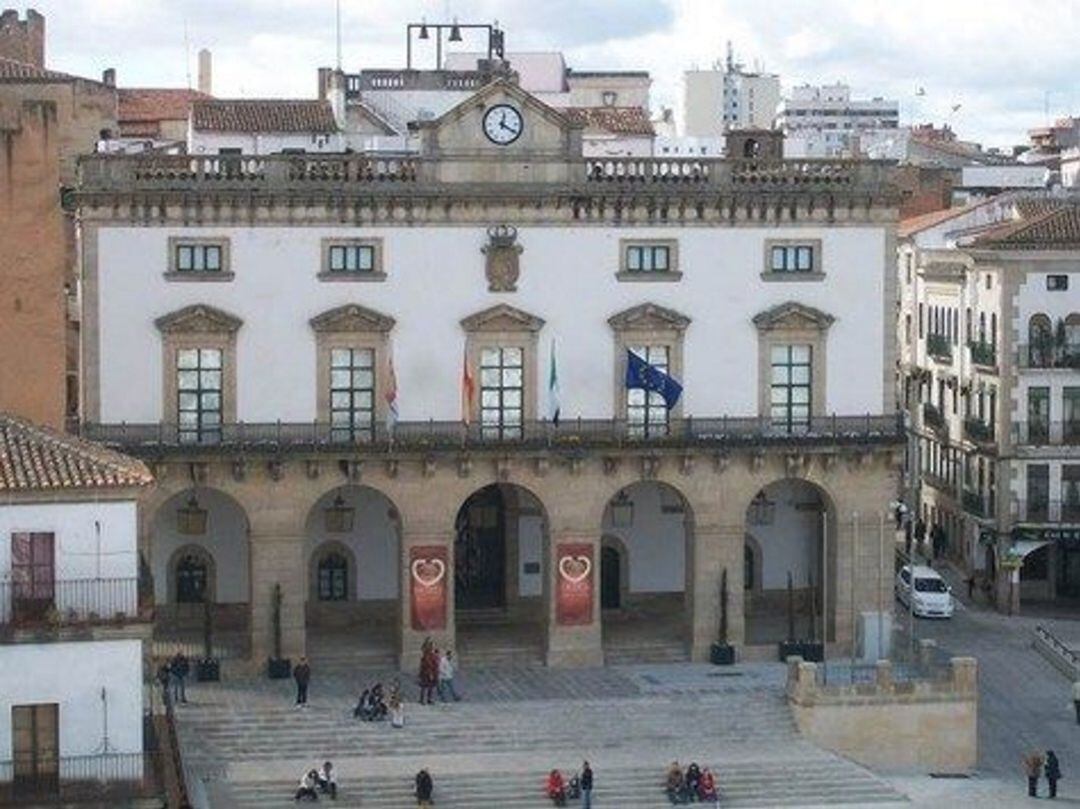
[896,565,954,618]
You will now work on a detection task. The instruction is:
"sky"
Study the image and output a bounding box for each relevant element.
[25,0,1080,149]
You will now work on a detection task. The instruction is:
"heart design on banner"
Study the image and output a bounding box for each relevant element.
[411,558,446,587]
[558,554,592,584]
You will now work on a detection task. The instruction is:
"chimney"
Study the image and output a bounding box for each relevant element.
[198,48,212,95]
[102,67,115,87]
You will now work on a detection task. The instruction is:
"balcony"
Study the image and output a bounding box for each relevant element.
[0,577,147,638]
[962,489,988,518]
[1012,499,1080,524]
[963,417,995,445]
[923,471,956,496]
[78,415,905,457]
[922,403,946,433]
[926,333,952,362]
[0,752,160,806]
[1011,421,1080,447]
[968,341,997,369]
[1016,343,1080,370]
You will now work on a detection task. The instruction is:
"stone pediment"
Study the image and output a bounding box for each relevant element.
[418,78,580,160]
[608,303,691,333]
[309,304,396,334]
[155,304,242,334]
[460,303,545,333]
[752,301,835,332]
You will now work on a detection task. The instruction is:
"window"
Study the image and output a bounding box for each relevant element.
[770,244,814,273]
[480,346,524,440]
[626,345,670,437]
[328,243,375,273]
[175,552,209,603]
[330,348,375,442]
[1063,465,1080,521]
[1027,464,1050,521]
[601,90,617,106]
[175,242,223,273]
[177,348,222,444]
[626,244,670,272]
[1028,314,1053,367]
[918,303,924,339]
[770,344,812,433]
[317,552,349,601]
[1048,274,1069,291]
[619,240,679,279]
[11,704,58,790]
[1065,387,1080,445]
[11,533,55,622]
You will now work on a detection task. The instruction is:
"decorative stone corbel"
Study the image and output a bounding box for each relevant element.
[749,452,765,473]
[603,457,620,476]
[641,455,660,479]
[305,460,320,480]
[231,460,246,482]
[495,456,512,481]
[457,455,472,478]
[785,453,807,477]
[534,455,550,477]
[680,454,695,476]
[713,453,729,474]
[188,462,208,485]
[822,454,838,472]
[384,458,399,478]
[338,459,362,482]
[568,455,583,476]
[422,455,437,477]
[267,459,283,481]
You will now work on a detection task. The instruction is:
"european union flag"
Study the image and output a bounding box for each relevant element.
[625,350,683,410]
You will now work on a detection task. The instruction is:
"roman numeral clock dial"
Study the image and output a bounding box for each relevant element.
[482,104,524,145]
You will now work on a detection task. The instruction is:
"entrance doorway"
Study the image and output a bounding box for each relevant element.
[455,485,507,610]
[601,545,622,610]
[12,703,59,794]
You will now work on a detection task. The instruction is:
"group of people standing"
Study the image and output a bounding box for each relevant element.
[545,762,594,807]
[155,652,191,706]
[1024,750,1062,799]
[665,761,719,805]
[418,638,461,704]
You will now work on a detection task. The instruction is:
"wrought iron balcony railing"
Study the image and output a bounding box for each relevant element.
[1011,499,1080,524]
[1011,421,1080,447]
[78,415,904,455]
[1016,343,1080,370]
[963,417,995,445]
[0,752,160,806]
[926,333,953,362]
[968,341,997,368]
[0,577,145,633]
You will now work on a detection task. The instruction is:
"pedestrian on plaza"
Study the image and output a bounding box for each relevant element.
[1046,750,1062,799]
[389,689,405,728]
[418,641,439,705]
[169,651,190,704]
[914,518,926,556]
[1073,679,1080,724]
[904,520,913,558]
[316,761,337,800]
[966,574,976,600]
[546,769,568,807]
[415,768,434,808]
[437,649,461,702]
[580,761,593,809]
[293,656,312,707]
[156,662,171,707]
[1024,750,1045,798]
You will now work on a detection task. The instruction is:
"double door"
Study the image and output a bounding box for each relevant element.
[12,704,59,793]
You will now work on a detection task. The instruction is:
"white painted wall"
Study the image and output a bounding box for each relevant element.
[0,501,138,621]
[518,513,544,597]
[96,224,889,425]
[150,489,249,604]
[188,131,343,156]
[601,482,687,593]
[0,639,143,760]
[746,479,824,590]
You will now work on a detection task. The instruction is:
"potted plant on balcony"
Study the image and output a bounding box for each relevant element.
[195,600,220,681]
[267,583,292,679]
[710,568,735,665]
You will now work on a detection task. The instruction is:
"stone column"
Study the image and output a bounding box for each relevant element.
[248,519,307,670]
[399,528,455,672]
[546,529,603,667]
[687,524,742,661]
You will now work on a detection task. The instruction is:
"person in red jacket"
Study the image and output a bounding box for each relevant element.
[546,769,567,806]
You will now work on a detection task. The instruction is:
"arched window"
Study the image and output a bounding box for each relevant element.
[1028,314,1053,367]
[176,552,209,603]
[317,552,349,601]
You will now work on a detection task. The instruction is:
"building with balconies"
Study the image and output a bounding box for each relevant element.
[899,195,1080,611]
[74,79,903,671]
[0,414,155,804]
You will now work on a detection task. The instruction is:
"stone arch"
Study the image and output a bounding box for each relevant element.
[167,544,216,604]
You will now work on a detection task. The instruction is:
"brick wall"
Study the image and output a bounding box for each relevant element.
[0,94,66,429]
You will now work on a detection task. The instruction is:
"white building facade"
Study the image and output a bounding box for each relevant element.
[0,416,152,800]
[683,47,780,139]
[76,82,902,670]
[778,84,899,159]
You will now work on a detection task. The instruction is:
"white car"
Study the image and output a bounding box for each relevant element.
[896,565,954,618]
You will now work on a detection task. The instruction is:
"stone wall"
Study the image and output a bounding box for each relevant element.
[786,655,977,773]
[0,9,45,68]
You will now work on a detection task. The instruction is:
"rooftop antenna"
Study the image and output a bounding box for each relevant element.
[726,40,734,72]
[183,18,192,90]
[335,0,342,70]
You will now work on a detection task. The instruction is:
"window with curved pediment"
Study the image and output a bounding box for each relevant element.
[752,302,833,431]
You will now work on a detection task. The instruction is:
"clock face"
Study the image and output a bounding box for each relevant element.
[482,104,524,146]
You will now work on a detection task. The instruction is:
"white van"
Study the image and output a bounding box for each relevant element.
[896,565,954,618]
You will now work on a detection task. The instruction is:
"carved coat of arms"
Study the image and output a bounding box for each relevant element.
[482,225,523,292]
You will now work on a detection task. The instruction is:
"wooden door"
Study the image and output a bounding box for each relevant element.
[12,703,59,792]
[11,533,55,622]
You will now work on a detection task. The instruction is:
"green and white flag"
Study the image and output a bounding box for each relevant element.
[548,339,561,427]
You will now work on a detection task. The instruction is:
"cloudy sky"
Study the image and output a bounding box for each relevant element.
[28,0,1080,148]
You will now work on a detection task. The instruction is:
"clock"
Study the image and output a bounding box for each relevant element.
[482,104,523,146]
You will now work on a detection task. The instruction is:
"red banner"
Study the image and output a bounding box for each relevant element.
[556,542,594,626]
[409,545,448,631]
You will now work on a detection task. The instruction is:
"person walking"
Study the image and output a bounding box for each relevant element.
[415,768,434,808]
[580,761,593,809]
[1024,750,1045,798]
[1046,750,1062,799]
[1073,679,1080,724]
[437,649,461,702]
[293,656,311,707]
[418,642,438,705]
[169,652,189,704]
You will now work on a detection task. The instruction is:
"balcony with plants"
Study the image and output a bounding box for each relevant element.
[968,340,997,369]
[926,333,952,363]
[963,417,994,445]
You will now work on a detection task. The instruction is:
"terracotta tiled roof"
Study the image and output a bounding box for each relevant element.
[0,414,153,492]
[0,56,81,82]
[192,99,338,133]
[119,88,210,125]
[563,106,654,136]
[898,205,976,238]
[971,203,1080,249]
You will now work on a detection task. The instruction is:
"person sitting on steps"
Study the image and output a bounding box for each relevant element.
[415,768,434,808]
[565,772,581,801]
[546,769,567,806]
[316,761,337,800]
[685,762,702,798]
[698,768,719,805]
[294,769,319,802]
[666,761,688,804]
[352,688,370,720]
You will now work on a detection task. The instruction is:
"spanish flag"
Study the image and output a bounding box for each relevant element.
[461,347,475,425]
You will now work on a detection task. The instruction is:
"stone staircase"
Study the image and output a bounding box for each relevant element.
[604,639,690,665]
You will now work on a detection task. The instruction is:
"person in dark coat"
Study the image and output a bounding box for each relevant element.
[294,656,311,707]
[580,761,593,809]
[1046,750,1061,799]
[914,518,927,555]
[415,768,434,808]
[904,520,913,557]
[169,652,190,704]
[685,763,702,797]
[156,663,172,707]
[418,641,438,705]
[1024,751,1045,798]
